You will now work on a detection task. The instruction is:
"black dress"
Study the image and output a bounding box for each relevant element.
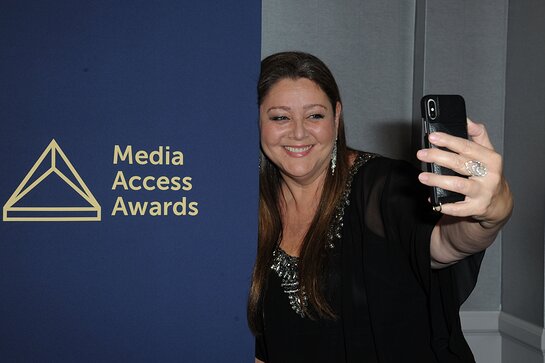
[255,153,483,363]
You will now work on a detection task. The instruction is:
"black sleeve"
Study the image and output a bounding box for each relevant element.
[381,158,441,292]
[379,158,483,361]
[372,157,483,303]
[255,335,266,362]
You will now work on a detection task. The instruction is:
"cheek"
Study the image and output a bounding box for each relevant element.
[260,131,275,151]
[308,122,335,141]
[260,123,283,146]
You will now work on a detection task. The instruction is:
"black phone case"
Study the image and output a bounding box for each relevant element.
[421,95,468,206]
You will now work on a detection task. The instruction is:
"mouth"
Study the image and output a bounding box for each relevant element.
[283,145,313,155]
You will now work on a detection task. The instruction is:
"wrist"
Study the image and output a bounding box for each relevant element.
[478,179,514,230]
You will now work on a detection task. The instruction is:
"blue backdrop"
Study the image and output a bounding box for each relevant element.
[0,1,260,361]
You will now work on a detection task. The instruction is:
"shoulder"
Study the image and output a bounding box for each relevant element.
[350,151,419,187]
[350,151,431,219]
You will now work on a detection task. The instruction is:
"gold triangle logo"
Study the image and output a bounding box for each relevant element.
[3,139,101,222]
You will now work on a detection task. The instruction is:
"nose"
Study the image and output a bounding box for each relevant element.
[291,118,307,140]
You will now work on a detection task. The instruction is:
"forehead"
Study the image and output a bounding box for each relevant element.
[263,78,329,106]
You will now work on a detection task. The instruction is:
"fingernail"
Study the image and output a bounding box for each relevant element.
[428,133,439,142]
[417,149,428,158]
[418,173,429,182]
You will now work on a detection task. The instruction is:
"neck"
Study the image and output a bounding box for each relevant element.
[278,174,325,256]
[279,169,327,213]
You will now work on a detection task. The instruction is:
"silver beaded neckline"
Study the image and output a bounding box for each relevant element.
[271,152,377,317]
[271,247,307,317]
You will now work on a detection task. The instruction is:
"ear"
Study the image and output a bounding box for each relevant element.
[334,101,342,132]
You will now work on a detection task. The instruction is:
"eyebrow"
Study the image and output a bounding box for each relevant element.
[266,104,328,113]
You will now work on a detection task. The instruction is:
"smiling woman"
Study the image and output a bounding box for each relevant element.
[247,51,513,363]
[259,78,340,187]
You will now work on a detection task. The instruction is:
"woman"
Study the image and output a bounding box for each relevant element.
[248,51,512,362]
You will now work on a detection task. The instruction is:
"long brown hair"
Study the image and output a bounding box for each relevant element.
[248,52,351,334]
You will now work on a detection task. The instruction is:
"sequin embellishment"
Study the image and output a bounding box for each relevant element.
[326,152,377,248]
[271,247,307,317]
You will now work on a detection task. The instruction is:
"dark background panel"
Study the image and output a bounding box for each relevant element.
[0,1,260,361]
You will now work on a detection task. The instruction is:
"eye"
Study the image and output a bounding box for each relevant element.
[270,115,289,121]
[308,114,325,120]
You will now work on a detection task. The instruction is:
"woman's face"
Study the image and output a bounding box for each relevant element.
[260,77,340,185]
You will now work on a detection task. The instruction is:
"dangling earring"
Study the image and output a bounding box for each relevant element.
[330,138,337,175]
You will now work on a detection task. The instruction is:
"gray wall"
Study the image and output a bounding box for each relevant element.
[262,0,505,312]
[503,0,545,327]
[262,0,416,159]
[418,0,507,311]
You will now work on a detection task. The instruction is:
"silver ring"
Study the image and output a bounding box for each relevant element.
[433,204,442,213]
[465,160,487,177]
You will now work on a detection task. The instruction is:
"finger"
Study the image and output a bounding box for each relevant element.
[418,147,503,182]
[417,148,469,176]
[467,118,494,150]
[438,192,495,218]
[418,172,479,199]
[418,172,484,218]
[427,131,493,160]
[436,200,475,218]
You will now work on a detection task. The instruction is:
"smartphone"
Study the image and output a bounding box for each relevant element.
[421,94,468,206]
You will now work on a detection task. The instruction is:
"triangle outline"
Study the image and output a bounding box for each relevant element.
[2,139,101,222]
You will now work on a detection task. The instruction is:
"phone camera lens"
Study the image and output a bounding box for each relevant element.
[427,99,437,120]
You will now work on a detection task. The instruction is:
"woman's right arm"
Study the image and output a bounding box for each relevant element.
[417,119,513,267]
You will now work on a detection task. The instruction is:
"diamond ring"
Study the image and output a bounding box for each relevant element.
[465,160,487,177]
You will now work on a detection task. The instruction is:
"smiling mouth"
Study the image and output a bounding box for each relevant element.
[284,145,313,153]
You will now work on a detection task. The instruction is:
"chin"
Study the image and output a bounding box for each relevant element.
[281,164,324,181]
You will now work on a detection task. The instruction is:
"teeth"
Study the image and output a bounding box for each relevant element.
[285,145,312,153]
